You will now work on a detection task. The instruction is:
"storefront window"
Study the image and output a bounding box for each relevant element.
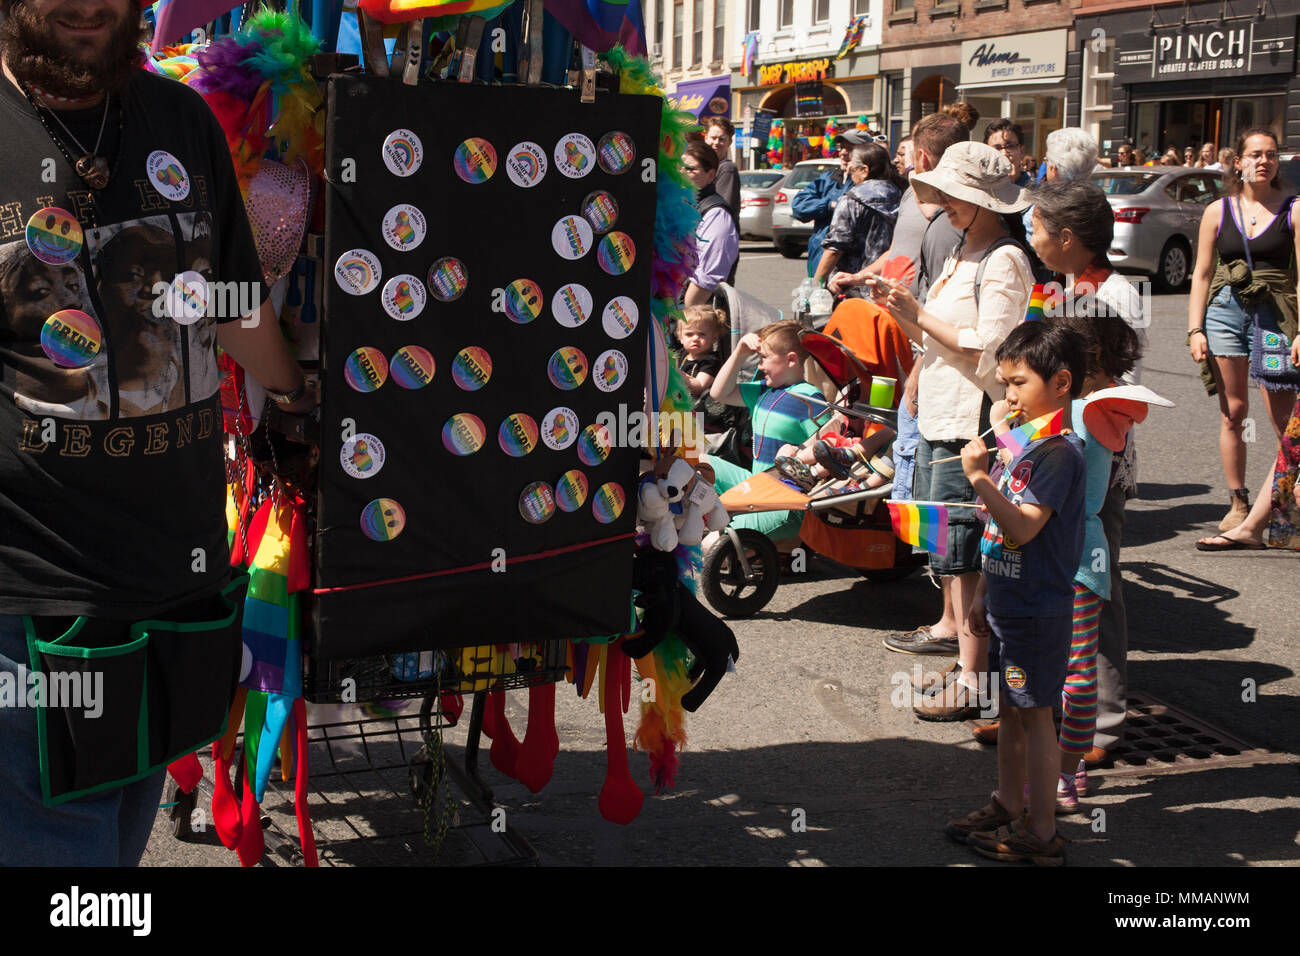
[1130,95,1285,159]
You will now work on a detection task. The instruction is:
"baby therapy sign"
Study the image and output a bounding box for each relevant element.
[960,29,1066,85]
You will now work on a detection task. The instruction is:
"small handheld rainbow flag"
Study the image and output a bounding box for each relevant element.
[1025,284,1048,321]
[996,408,1064,459]
[886,501,949,557]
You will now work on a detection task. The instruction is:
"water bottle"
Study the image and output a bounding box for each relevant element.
[791,278,812,318]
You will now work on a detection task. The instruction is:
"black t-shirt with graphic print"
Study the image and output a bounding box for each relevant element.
[0,70,265,619]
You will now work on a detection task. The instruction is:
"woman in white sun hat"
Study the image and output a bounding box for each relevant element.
[867,140,1035,721]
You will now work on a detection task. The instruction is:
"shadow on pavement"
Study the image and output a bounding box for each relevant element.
[1122,562,1251,652]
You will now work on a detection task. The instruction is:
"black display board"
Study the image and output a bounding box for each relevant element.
[314,77,660,660]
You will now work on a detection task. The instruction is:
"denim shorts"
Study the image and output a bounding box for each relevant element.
[911,400,993,575]
[1204,286,1251,358]
[988,611,1072,709]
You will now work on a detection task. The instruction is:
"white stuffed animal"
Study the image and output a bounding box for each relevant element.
[638,457,730,551]
[637,457,696,552]
[675,473,730,546]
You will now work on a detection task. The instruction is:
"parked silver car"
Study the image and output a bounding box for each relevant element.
[738,169,786,240]
[771,159,841,259]
[1091,167,1225,292]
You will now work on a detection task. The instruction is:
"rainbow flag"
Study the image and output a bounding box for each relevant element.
[886,501,949,556]
[1025,283,1047,321]
[996,408,1064,459]
[836,14,868,60]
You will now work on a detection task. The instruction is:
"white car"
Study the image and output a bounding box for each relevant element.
[738,169,786,240]
[770,159,840,259]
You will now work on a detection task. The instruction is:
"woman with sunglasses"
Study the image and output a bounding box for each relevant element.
[682,141,740,306]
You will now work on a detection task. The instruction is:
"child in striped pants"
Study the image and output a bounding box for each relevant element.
[1054,314,1143,811]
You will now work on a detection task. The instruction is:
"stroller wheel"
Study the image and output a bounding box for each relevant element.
[701,529,781,618]
[166,779,200,841]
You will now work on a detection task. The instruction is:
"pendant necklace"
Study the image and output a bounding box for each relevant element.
[20,82,115,193]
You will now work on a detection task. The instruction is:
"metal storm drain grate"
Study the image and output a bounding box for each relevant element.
[1095,693,1290,777]
[969,693,1292,777]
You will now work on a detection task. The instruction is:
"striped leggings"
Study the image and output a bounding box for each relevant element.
[1060,583,1102,755]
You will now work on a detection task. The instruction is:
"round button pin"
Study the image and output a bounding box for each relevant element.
[593,349,628,393]
[596,231,635,275]
[164,270,208,326]
[498,413,539,457]
[453,137,497,183]
[596,131,636,175]
[554,132,595,179]
[551,283,593,328]
[389,345,435,390]
[592,482,626,523]
[146,149,190,201]
[335,249,382,296]
[555,469,589,513]
[40,309,101,368]
[382,128,423,177]
[344,346,389,393]
[504,141,547,187]
[581,190,619,234]
[576,423,612,466]
[341,433,386,479]
[442,413,486,456]
[382,203,427,252]
[601,296,639,339]
[427,256,468,302]
[360,498,406,541]
[452,346,492,391]
[519,480,556,524]
[547,346,588,390]
[540,406,578,451]
[381,274,427,321]
[503,278,543,324]
[25,207,83,265]
[551,215,593,260]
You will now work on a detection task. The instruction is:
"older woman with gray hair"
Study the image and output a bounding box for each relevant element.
[1022,127,1101,234]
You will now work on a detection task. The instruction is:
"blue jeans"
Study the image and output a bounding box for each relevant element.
[0,614,165,866]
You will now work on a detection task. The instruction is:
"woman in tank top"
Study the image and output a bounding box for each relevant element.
[1189,127,1300,550]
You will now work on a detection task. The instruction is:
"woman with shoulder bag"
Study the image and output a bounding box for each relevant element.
[1190,127,1300,550]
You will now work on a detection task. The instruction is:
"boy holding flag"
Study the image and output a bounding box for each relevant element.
[945,322,1088,864]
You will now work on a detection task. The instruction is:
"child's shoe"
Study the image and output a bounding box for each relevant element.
[1056,772,1079,815]
[812,440,862,480]
[968,818,1065,866]
[774,457,816,492]
[943,792,1020,845]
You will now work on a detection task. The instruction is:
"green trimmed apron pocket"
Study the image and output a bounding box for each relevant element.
[25,573,249,807]
[143,575,247,765]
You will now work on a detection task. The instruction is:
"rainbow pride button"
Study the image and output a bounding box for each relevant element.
[504,278,543,324]
[498,413,539,457]
[454,137,497,183]
[581,190,619,234]
[596,232,635,275]
[547,346,588,390]
[540,406,578,450]
[592,482,626,523]
[596,131,635,175]
[576,423,612,466]
[442,413,486,456]
[551,283,592,328]
[25,207,83,265]
[381,128,423,177]
[601,296,638,339]
[390,345,435,390]
[40,310,101,368]
[428,256,468,302]
[519,481,556,524]
[452,346,492,391]
[344,346,389,393]
[335,248,382,296]
[360,498,406,541]
[555,469,589,513]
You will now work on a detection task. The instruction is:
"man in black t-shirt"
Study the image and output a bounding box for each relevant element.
[0,0,314,865]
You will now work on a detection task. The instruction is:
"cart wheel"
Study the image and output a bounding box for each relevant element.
[701,529,780,618]
[859,565,920,583]
[166,780,199,841]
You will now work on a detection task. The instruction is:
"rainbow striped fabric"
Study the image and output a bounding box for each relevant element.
[1025,284,1048,321]
[886,502,949,556]
[996,408,1064,459]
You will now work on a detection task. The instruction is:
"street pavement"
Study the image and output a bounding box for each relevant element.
[144,240,1299,869]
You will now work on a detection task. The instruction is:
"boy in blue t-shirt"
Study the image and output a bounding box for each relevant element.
[946,322,1088,866]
